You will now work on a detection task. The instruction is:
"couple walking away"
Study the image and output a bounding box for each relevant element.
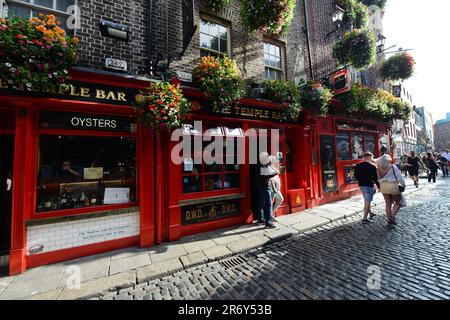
[355,152,406,226]
[255,152,284,229]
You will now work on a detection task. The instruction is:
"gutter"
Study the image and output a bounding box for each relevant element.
[302,0,314,79]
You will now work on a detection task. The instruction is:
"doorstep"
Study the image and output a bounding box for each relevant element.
[0,180,427,300]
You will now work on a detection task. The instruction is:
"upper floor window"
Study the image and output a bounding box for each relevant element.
[200,19,229,58]
[4,0,74,32]
[264,42,283,80]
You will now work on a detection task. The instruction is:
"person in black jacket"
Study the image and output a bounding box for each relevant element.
[354,152,380,224]
[256,152,278,229]
[426,152,439,183]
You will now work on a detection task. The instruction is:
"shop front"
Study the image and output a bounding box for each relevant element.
[0,70,155,275]
[311,114,392,205]
[162,91,312,242]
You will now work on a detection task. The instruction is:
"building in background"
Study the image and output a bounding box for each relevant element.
[434,113,450,151]
[415,107,434,153]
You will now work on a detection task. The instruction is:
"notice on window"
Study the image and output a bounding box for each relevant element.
[104,188,130,205]
[83,167,104,180]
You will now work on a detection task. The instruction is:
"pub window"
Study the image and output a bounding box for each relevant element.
[5,0,74,33]
[200,19,229,58]
[336,132,351,161]
[182,124,242,194]
[351,134,364,160]
[364,134,376,155]
[36,111,137,214]
[264,42,283,80]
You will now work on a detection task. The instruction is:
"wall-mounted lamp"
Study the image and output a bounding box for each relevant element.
[326,5,345,38]
[99,19,129,42]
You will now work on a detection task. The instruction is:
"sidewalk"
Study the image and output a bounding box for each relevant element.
[0,179,427,300]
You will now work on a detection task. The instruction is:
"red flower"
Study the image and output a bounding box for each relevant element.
[157,100,163,105]
[169,103,175,108]
[175,96,180,102]
[16,34,26,39]
[32,39,43,46]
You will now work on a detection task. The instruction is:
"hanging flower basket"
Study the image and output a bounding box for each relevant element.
[336,0,369,29]
[242,0,296,35]
[193,56,244,108]
[380,52,416,81]
[134,82,191,130]
[0,14,78,89]
[299,81,334,116]
[332,29,377,70]
[360,0,387,10]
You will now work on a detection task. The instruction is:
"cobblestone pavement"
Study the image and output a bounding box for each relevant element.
[98,180,450,300]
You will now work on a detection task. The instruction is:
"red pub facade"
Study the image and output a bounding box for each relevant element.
[0,69,392,275]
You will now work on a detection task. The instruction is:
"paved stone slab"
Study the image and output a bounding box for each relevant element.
[109,253,151,275]
[265,227,298,242]
[291,216,331,233]
[210,233,243,246]
[226,235,270,253]
[149,244,187,264]
[179,252,209,268]
[28,288,63,300]
[203,245,233,261]
[181,238,217,254]
[57,256,111,288]
[0,272,62,300]
[136,258,183,284]
[58,271,136,300]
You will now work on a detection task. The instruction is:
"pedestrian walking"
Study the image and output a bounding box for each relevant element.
[401,153,409,178]
[354,152,380,224]
[378,155,406,225]
[268,156,283,221]
[437,154,449,178]
[405,151,423,188]
[426,152,439,183]
[255,152,278,229]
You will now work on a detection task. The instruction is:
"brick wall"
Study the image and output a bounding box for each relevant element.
[158,0,307,88]
[75,0,149,75]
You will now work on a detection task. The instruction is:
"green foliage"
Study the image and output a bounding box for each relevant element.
[242,0,296,35]
[264,80,302,119]
[380,52,416,81]
[336,84,412,122]
[336,0,369,29]
[299,81,334,116]
[203,0,232,11]
[0,14,77,89]
[358,0,387,10]
[332,29,377,69]
[134,82,190,130]
[193,55,244,108]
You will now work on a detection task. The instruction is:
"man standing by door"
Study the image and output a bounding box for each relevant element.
[255,152,278,229]
[354,152,380,224]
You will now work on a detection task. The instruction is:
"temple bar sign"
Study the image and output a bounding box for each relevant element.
[0,79,138,106]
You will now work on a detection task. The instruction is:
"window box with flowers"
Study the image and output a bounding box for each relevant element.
[193,56,244,108]
[0,14,78,90]
[263,79,302,120]
[242,0,296,35]
[135,82,191,130]
[299,81,334,116]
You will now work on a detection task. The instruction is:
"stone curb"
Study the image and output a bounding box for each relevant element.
[18,183,428,300]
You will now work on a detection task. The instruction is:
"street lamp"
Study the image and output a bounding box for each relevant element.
[326,5,345,38]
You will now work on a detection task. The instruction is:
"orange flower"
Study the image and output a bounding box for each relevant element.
[71,37,79,45]
[36,25,47,33]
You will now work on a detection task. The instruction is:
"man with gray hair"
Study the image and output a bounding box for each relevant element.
[255,152,278,229]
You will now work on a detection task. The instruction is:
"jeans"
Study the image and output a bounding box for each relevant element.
[258,186,273,224]
[428,169,437,183]
[440,164,449,178]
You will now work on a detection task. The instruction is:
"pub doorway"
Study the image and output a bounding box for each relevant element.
[0,134,14,276]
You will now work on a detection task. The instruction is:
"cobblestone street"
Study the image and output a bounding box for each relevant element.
[99,180,450,300]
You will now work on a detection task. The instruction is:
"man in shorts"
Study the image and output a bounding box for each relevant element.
[355,152,380,224]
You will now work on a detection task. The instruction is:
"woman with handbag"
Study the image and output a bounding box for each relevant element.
[377,155,406,225]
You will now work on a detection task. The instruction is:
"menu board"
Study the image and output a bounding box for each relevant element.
[320,135,338,193]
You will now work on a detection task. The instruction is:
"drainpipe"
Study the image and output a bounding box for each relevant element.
[148,0,154,76]
[302,0,314,79]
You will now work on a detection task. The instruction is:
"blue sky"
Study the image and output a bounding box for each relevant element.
[383,0,450,123]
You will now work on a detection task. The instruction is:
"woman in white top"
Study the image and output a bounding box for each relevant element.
[378,155,406,225]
